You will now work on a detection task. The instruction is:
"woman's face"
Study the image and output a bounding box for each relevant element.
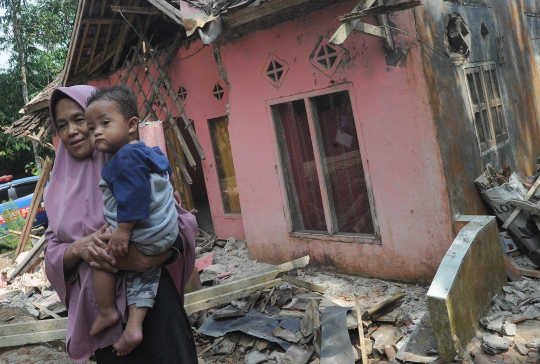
[55,98,94,159]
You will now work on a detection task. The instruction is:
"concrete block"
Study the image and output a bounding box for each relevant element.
[427,216,506,362]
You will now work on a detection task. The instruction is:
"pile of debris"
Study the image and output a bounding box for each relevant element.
[191,271,438,364]
[471,277,540,364]
[475,164,540,266]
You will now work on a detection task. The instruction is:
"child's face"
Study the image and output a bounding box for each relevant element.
[85,99,138,155]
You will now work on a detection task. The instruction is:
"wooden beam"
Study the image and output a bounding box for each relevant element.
[111,0,141,70]
[14,157,53,258]
[329,0,378,45]
[23,135,55,152]
[74,23,89,74]
[164,136,193,184]
[80,19,124,25]
[224,0,311,29]
[86,0,109,75]
[110,5,160,15]
[338,1,422,22]
[146,0,183,25]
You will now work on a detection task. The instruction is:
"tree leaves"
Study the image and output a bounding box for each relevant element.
[0,0,77,177]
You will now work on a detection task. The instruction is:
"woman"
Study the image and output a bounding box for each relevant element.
[44,85,198,363]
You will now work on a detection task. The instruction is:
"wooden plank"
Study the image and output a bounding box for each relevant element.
[14,157,53,258]
[355,296,368,364]
[329,0,378,45]
[164,136,194,184]
[0,330,66,348]
[184,278,282,314]
[503,176,540,229]
[225,0,311,29]
[110,5,160,15]
[0,318,67,337]
[147,0,183,25]
[185,270,280,305]
[362,293,405,319]
[86,0,108,75]
[23,135,55,151]
[282,275,325,294]
[516,267,540,279]
[339,0,422,22]
[353,21,385,39]
[8,235,47,283]
[31,302,62,319]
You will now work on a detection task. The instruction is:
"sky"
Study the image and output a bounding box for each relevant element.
[0,8,8,68]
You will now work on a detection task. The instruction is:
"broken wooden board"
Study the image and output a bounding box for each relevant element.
[0,318,67,348]
[338,0,422,22]
[502,176,540,229]
[8,235,47,283]
[355,296,369,364]
[362,293,405,320]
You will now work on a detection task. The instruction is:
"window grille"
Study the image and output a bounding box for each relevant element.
[464,63,508,153]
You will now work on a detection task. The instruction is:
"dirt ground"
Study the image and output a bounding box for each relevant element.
[0,244,538,363]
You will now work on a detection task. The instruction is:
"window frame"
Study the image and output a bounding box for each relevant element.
[463,61,509,155]
[267,84,380,244]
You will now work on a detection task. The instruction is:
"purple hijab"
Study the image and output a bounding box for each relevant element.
[44,85,197,362]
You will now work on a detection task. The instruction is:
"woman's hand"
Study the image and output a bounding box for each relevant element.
[64,223,119,273]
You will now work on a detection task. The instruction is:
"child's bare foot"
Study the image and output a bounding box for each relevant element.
[113,325,143,356]
[90,309,119,336]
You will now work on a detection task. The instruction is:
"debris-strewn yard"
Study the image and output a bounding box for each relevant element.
[0,235,539,364]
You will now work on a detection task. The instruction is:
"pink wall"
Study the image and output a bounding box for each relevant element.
[209,1,453,281]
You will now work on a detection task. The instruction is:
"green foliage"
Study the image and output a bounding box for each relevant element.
[0,0,77,178]
[0,201,25,250]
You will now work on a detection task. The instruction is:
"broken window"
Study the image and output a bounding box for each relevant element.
[209,116,241,214]
[464,63,508,153]
[271,90,374,236]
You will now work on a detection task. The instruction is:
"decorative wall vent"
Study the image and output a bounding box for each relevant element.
[262,53,289,88]
[481,22,489,41]
[213,83,225,100]
[310,38,345,77]
[178,85,188,101]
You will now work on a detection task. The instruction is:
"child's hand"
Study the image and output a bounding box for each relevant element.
[107,228,131,257]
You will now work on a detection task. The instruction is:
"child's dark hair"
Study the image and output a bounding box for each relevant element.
[87,85,139,121]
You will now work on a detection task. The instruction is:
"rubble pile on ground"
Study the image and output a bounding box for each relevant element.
[471,278,540,364]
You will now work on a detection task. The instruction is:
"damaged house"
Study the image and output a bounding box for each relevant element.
[6,0,540,282]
